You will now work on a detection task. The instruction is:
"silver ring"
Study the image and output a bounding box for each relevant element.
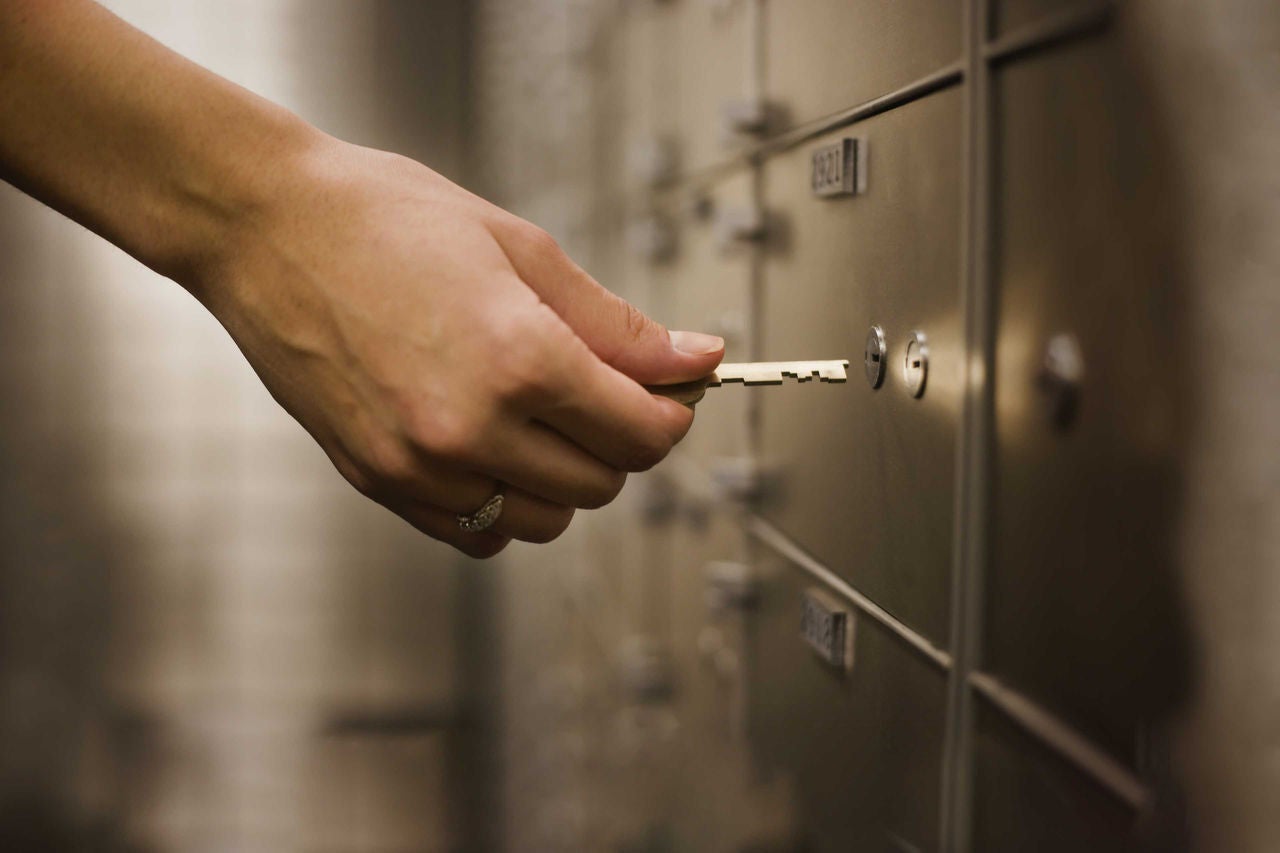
[457,491,504,533]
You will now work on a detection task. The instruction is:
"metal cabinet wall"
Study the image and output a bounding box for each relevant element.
[756,90,964,649]
[472,0,1280,849]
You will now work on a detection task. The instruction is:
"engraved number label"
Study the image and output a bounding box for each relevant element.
[800,587,854,671]
[810,138,861,198]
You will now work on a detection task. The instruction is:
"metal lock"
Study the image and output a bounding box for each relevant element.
[904,331,929,398]
[1037,333,1084,427]
[864,325,887,389]
[800,587,855,672]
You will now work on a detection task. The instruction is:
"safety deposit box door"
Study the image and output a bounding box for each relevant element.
[985,31,1190,778]
[755,88,963,649]
[745,547,946,852]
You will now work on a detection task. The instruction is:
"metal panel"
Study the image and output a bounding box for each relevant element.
[755,89,964,647]
[970,702,1139,852]
[765,0,962,129]
[991,0,1092,39]
[745,546,947,852]
[985,33,1192,766]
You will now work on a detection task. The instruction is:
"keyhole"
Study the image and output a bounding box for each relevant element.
[864,325,887,389]
[904,332,929,398]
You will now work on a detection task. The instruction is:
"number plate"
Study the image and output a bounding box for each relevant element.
[810,138,864,198]
[800,587,855,671]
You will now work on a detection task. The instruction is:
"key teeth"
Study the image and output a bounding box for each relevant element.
[820,360,850,382]
[707,360,851,388]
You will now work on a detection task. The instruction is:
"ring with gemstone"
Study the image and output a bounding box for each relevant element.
[457,490,505,533]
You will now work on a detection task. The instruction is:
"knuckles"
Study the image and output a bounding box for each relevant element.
[484,305,568,408]
[361,431,427,496]
[550,509,576,541]
[333,454,378,499]
[514,223,566,266]
[404,405,488,466]
[620,434,673,473]
[578,470,627,510]
[527,507,575,544]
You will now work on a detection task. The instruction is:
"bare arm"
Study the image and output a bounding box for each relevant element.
[0,0,725,556]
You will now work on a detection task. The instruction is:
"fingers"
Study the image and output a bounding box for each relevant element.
[381,456,502,515]
[488,487,575,543]
[535,355,697,472]
[479,302,696,474]
[354,447,578,542]
[394,502,512,559]
[396,487,572,550]
[481,419,628,509]
[488,217,725,385]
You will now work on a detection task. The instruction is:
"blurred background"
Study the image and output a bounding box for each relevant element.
[0,1,1277,851]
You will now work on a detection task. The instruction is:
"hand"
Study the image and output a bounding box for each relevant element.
[198,138,724,557]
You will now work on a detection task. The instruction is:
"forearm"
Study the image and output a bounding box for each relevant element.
[0,0,323,285]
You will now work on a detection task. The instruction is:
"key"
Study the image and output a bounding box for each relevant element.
[647,360,850,406]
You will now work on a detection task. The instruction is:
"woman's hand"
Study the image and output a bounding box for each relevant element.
[198,139,724,557]
[0,1,722,556]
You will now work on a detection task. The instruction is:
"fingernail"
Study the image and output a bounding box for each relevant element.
[670,330,724,355]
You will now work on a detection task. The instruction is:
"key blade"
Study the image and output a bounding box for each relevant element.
[646,359,849,406]
[710,360,849,386]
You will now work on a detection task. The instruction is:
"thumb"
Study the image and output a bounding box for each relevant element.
[593,297,727,386]
[492,220,725,385]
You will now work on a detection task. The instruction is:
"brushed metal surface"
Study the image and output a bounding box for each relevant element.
[991,0,1093,38]
[591,3,674,202]
[663,504,800,852]
[602,0,755,182]
[649,171,757,465]
[746,547,946,852]
[970,702,1139,852]
[755,89,964,648]
[765,0,962,130]
[985,33,1193,766]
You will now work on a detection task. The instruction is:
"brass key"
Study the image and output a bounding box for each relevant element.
[648,360,850,406]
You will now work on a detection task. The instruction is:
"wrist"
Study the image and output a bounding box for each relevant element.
[155,103,334,302]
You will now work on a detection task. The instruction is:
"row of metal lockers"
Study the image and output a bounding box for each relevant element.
[498,0,1196,850]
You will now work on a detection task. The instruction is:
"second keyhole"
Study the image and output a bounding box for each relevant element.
[904,331,929,398]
